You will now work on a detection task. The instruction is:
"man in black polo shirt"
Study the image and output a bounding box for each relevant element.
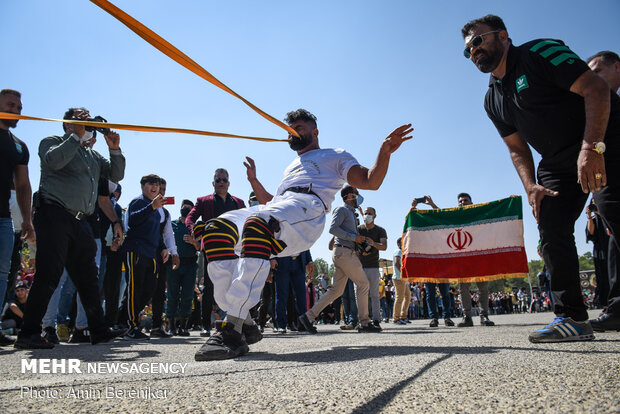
[461,15,620,342]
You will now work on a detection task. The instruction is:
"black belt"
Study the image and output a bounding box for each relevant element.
[282,186,327,210]
[42,199,87,221]
[334,244,353,250]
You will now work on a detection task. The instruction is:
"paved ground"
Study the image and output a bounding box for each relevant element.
[0,310,618,413]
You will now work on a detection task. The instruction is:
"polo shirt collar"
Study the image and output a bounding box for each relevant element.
[488,44,518,87]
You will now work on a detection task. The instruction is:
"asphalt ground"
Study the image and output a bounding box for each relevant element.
[0,310,618,413]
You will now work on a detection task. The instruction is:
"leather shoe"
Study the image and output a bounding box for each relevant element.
[91,327,125,345]
[590,313,620,332]
[429,318,439,327]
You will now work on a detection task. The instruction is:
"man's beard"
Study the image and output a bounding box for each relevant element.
[0,118,17,129]
[288,131,313,151]
[473,43,503,73]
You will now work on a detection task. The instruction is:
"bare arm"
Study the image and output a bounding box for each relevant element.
[244,156,273,203]
[13,165,34,242]
[347,124,413,190]
[369,237,388,251]
[570,71,610,193]
[503,132,558,223]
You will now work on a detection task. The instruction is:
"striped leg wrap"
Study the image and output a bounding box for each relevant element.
[240,216,287,260]
[197,218,239,262]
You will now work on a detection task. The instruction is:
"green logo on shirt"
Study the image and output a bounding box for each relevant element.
[516,75,529,93]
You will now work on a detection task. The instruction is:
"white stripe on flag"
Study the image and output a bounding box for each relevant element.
[404,219,524,255]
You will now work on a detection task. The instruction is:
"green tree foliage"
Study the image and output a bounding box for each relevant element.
[313,258,334,279]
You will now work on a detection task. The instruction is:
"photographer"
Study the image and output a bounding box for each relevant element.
[299,185,380,333]
[586,199,610,310]
[15,107,125,349]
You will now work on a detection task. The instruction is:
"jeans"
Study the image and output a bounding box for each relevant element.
[425,282,451,320]
[273,256,307,329]
[0,218,14,312]
[42,269,69,328]
[166,261,198,318]
[363,267,381,321]
[380,297,388,321]
[341,279,359,325]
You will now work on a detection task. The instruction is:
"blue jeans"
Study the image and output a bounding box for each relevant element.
[425,282,451,319]
[166,261,198,318]
[273,256,307,329]
[42,269,69,328]
[0,218,14,312]
[380,297,388,321]
[341,279,358,325]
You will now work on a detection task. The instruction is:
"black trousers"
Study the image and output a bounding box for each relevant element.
[538,154,620,321]
[593,255,609,307]
[103,247,125,326]
[122,251,157,328]
[20,204,105,337]
[151,256,167,328]
[258,281,274,328]
[201,253,215,327]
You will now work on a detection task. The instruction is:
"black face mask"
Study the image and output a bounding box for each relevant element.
[288,131,313,151]
[180,207,192,217]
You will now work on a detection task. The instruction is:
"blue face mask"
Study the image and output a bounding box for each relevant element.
[356,194,364,207]
[250,200,259,207]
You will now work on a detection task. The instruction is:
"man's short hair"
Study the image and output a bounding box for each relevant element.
[587,50,620,65]
[340,185,357,199]
[114,183,122,193]
[62,107,88,132]
[159,177,167,186]
[213,168,229,180]
[284,109,317,128]
[0,89,21,98]
[461,14,507,38]
[458,192,472,201]
[140,174,160,185]
[181,199,194,207]
[366,207,376,215]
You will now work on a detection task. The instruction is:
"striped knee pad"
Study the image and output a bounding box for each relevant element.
[198,218,239,262]
[240,216,287,260]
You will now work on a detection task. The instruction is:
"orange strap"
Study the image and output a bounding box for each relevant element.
[0,113,286,143]
[90,0,298,138]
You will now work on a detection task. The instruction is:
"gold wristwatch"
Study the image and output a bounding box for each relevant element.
[583,141,606,154]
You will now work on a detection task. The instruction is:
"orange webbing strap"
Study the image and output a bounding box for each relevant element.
[89,0,299,138]
[0,113,286,143]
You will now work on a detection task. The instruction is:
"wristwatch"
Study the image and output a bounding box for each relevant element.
[582,141,606,154]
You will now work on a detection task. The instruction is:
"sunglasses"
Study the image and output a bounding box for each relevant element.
[214,177,229,183]
[463,30,500,59]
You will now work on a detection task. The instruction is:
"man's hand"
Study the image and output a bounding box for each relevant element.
[355,234,366,243]
[171,254,180,270]
[161,249,170,263]
[380,124,414,155]
[20,220,35,243]
[306,261,315,277]
[113,222,123,244]
[151,194,165,210]
[183,233,200,250]
[577,149,606,193]
[244,156,257,182]
[104,130,121,150]
[526,184,559,223]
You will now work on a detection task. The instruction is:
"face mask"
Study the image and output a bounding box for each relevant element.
[81,130,93,143]
[288,131,313,151]
[356,194,364,207]
[364,214,373,224]
[180,207,192,217]
[250,201,259,207]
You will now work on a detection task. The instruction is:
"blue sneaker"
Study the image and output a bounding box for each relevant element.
[529,317,594,343]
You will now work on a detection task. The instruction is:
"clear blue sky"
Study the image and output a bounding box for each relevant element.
[4,0,619,267]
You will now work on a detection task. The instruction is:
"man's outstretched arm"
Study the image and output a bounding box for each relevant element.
[244,156,273,203]
[347,124,413,190]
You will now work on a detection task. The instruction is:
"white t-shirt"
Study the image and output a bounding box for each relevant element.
[274,148,359,212]
[393,248,402,279]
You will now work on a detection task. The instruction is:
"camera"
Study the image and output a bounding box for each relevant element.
[414,197,426,204]
[73,115,110,136]
[589,203,597,212]
[358,240,373,253]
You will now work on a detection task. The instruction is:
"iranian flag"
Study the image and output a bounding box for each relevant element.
[402,196,528,283]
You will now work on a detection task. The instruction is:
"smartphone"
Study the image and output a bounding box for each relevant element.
[163,196,175,205]
[414,197,426,204]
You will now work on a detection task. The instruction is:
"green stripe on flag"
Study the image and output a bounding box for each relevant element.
[550,52,580,66]
[403,196,523,231]
[539,45,571,58]
[529,40,560,52]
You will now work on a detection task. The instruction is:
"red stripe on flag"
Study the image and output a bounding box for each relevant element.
[402,248,528,280]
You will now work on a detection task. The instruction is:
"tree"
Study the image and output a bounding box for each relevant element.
[313,258,334,280]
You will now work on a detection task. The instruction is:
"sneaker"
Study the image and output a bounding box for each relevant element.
[242,323,264,344]
[194,322,249,361]
[457,316,474,327]
[529,317,595,343]
[397,319,407,325]
[14,333,55,349]
[298,314,318,334]
[275,327,287,334]
[357,323,382,333]
[123,327,150,341]
[480,315,495,326]
[200,325,211,337]
[340,323,356,330]
[69,328,91,343]
[444,318,455,327]
[42,327,60,344]
[372,320,383,331]
[91,327,125,345]
[429,318,439,328]
[0,331,15,346]
[56,324,70,342]
[392,319,400,324]
[150,326,173,338]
